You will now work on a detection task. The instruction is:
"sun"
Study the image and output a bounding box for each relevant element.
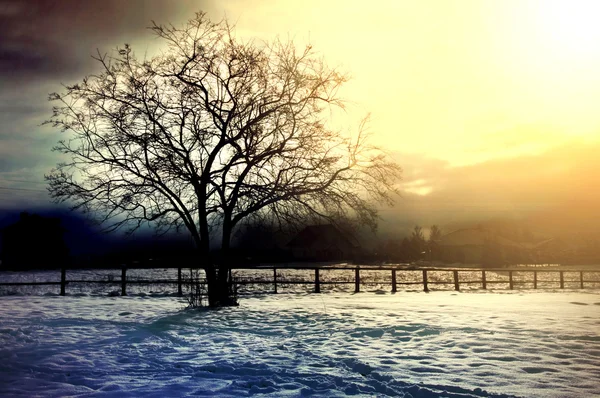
[538,0,600,57]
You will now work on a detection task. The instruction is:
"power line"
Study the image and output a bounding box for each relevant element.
[0,178,47,185]
[0,191,48,197]
[0,193,50,205]
[0,186,47,192]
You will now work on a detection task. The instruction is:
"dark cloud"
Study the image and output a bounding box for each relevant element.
[0,85,62,174]
[0,0,210,82]
[0,0,212,208]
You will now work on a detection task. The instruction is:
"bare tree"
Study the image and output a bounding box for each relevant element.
[427,224,443,262]
[45,12,401,306]
[410,225,426,259]
[429,225,442,242]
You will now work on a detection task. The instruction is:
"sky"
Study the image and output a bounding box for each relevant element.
[2,0,600,238]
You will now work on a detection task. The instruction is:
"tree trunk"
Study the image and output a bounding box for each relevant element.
[194,213,237,308]
[204,252,237,308]
[204,267,237,307]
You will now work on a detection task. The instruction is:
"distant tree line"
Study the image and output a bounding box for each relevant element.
[0,212,69,270]
[375,225,442,263]
[5,212,600,270]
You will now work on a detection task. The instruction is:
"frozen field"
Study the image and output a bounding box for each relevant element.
[1,290,600,397]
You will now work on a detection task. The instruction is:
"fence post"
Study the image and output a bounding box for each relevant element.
[533,271,537,289]
[481,270,487,290]
[580,271,584,289]
[560,271,564,289]
[509,271,513,290]
[314,268,320,293]
[391,269,397,293]
[60,268,66,296]
[453,270,460,291]
[121,267,127,296]
[423,270,429,292]
[354,267,360,293]
[177,267,182,296]
[273,268,278,294]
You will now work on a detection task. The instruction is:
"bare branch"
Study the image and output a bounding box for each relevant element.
[46,10,401,262]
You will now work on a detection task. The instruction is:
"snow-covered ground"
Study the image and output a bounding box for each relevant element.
[1,290,599,397]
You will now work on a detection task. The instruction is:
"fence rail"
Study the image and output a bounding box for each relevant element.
[1,266,600,296]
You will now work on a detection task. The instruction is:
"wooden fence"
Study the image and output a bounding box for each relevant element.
[254,267,598,294]
[1,266,599,296]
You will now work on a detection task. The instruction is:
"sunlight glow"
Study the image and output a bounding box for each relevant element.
[538,0,600,57]
[216,0,600,168]
[403,179,434,196]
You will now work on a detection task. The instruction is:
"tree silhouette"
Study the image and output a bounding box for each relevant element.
[45,12,401,306]
[429,225,442,242]
[410,225,426,258]
[428,224,442,261]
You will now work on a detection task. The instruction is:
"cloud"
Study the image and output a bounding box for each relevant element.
[0,0,212,83]
[381,141,600,237]
[0,0,213,208]
[1,0,598,238]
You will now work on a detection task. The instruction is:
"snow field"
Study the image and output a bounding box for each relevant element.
[1,291,600,397]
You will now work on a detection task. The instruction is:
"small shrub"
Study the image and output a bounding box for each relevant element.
[184,268,207,308]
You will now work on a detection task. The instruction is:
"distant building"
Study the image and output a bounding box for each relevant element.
[287,224,360,261]
[0,212,69,269]
[526,237,574,264]
[437,227,528,266]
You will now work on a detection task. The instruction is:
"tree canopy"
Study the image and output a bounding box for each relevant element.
[46,12,401,306]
